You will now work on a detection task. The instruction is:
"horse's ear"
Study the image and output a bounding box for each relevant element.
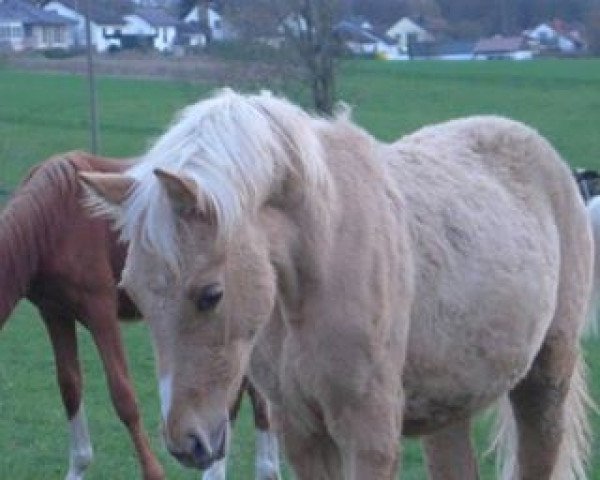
[79,172,134,206]
[154,169,215,222]
[154,168,196,210]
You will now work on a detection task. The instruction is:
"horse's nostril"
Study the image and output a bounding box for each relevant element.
[189,434,214,470]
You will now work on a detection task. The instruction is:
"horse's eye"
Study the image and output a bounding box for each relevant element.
[196,283,223,311]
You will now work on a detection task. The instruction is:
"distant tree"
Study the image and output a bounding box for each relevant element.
[347,0,409,28]
[405,0,441,19]
[587,6,600,55]
[226,0,343,114]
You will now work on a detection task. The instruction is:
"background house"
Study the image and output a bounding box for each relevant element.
[123,7,178,52]
[334,19,401,59]
[473,35,533,60]
[184,4,235,43]
[386,17,434,54]
[524,20,586,54]
[0,0,74,51]
[175,19,204,48]
[43,0,124,52]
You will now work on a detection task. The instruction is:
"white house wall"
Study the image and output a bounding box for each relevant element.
[31,25,71,49]
[558,35,576,52]
[44,1,85,46]
[184,6,233,41]
[529,23,555,42]
[123,14,155,35]
[386,18,433,53]
[153,26,176,51]
[0,20,71,51]
[123,15,176,52]
[528,23,577,53]
[44,1,121,52]
[0,21,25,51]
[93,25,121,52]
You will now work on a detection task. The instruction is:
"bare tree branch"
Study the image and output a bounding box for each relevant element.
[225,0,341,114]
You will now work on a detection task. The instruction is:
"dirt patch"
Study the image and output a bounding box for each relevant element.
[7,51,301,87]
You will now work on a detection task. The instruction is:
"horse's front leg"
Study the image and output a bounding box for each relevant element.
[80,293,164,480]
[335,401,400,480]
[422,418,480,480]
[319,376,401,480]
[280,419,343,480]
[40,308,92,480]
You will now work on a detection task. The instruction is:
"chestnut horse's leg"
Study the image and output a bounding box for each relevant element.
[79,294,164,480]
[422,419,480,480]
[40,309,93,480]
[246,381,281,480]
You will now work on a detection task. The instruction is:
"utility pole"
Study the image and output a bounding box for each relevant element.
[84,0,99,153]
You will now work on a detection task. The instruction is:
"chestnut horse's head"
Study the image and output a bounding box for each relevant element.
[80,90,332,470]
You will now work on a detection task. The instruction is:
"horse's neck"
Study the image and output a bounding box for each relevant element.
[263,193,335,314]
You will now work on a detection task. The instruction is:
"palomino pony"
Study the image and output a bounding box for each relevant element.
[0,152,280,480]
[82,90,594,479]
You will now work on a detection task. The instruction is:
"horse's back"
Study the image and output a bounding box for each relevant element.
[382,116,591,434]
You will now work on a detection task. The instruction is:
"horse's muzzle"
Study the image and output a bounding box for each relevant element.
[167,419,228,470]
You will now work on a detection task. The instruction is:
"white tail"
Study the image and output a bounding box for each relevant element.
[490,354,593,480]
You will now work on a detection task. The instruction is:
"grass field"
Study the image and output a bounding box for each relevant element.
[1,58,600,479]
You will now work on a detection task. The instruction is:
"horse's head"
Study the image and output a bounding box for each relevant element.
[81,168,277,470]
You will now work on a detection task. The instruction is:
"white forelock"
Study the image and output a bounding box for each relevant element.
[117,89,334,270]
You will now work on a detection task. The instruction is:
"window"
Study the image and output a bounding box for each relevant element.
[0,26,10,41]
[42,27,50,44]
[55,27,65,44]
[0,24,23,41]
[11,25,23,39]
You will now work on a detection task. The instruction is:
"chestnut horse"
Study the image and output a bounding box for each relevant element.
[82,90,594,479]
[0,152,280,480]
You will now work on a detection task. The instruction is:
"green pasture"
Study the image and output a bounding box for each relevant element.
[1,58,600,479]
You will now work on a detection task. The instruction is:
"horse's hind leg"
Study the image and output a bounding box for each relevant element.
[80,294,164,480]
[422,419,479,479]
[507,337,589,480]
[41,309,92,480]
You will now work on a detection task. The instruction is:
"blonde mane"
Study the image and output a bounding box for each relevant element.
[118,89,334,269]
